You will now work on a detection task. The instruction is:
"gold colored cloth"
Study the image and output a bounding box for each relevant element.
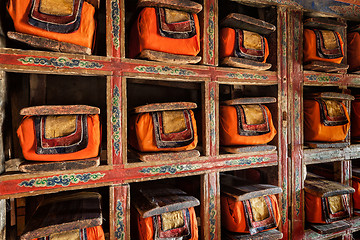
[161,210,185,231]
[243,30,262,50]
[40,0,74,16]
[321,30,338,50]
[242,105,266,125]
[324,100,343,117]
[164,8,190,23]
[328,195,344,214]
[162,110,187,134]
[250,197,270,222]
[50,229,80,240]
[45,115,77,139]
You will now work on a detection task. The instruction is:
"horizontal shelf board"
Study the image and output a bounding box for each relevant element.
[304,229,348,240]
[347,144,360,159]
[303,71,346,86]
[347,216,360,232]
[0,49,113,75]
[0,152,278,198]
[304,148,346,164]
[215,67,278,84]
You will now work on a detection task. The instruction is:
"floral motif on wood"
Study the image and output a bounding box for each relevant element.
[18,172,105,187]
[17,57,104,69]
[225,156,269,166]
[134,66,197,76]
[111,0,120,50]
[207,4,215,61]
[226,73,269,80]
[115,200,125,239]
[139,164,201,174]
[112,85,121,156]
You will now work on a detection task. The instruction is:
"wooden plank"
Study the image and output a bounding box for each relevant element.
[21,192,102,240]
[5,159,24,172]
[19,157,100,173]
[310,221,350,235]
[129,149,200,162]
[222,97,276,105]
[137,0,203,14]
[221,57,272,71]
[352,168,360,178]
[20,105,100,115]
[7,32,92,55]
[304,178,355,197]
[221,145,276,154]
[305,141,350,149]
[132,102,197,113]
[220,13,276,35]
[133,187,200,218]
[223,229,283,240]
[304,18,347,31]
[303,61,349,73]
[305,92,355,101]
[138,50,202,64]
[220,174,282,201]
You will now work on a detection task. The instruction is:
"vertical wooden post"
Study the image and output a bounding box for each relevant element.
[287,8,304,240]
[201,172,220,240]
[107,0,122,58]
[111,75,124,165]
[110,184,130,240]
[202,0,218,66]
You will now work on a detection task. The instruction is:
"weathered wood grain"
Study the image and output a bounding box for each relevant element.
[220,13,276,35]
[306,92,355,101]
[352,168,360,178]
[305,141,350,149]
[129,149,200,162]
[137,0,203,14]
[303,61,349,73]
[304,178,355,197]
[19,157,100,173]
[7,32,92,55]
[223,229,283,239]
[220,174,282,201]
[138,50,202,64]
[221,145,277,154]
[310,221,350,235]
[132,102,197,113]
[221,57,272,71]
[21,192,102,240]
[20,105,100,115]
[304,18,347,31]
[133,187,200,218]
[221,97,277,105]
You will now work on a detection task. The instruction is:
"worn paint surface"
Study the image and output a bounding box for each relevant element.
[115,200,125,239]
[112,84,121,157]
[134,66,197,76]
[17,57,104,69]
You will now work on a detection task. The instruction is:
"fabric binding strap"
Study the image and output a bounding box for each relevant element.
[321,194,350,223]
[314,29,343,59]
[234,29,265,62]
[152,110,194,148]
[35,115,89,154]
[243,196,277,235]
[316,99,348,126]
[152,209,192,239]
[235,104,270,136]
[156,7,196,39]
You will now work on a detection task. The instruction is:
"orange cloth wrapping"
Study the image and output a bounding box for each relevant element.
[221,195,280,233]
[219,105,276,146]
[128,110,198,152]
[303,100,350,142]
[129,7,201,58]
[32,225,105,240]
[17,115,101,161]
[351,98,360,141]
[303,29,344,64]
[353,177,360,211]
[219,27,269,62]
[348,32,360,71]
[137,207,198,240]
[7,0,96,49]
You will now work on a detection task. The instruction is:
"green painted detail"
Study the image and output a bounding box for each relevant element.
[115,200,125,239]
[207,4,215,60]
[111,0,120,50]
[134,66,197,76]
[112,85,121,156]
[226,73,269,80]
[210,87,216,147]
[17,57,104,69]
[305,74,340,82]
[225,157,269,166]
[139,164,201,174]
[281,176,288,225]
[209,187,216,240]
[19,173,105,187]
